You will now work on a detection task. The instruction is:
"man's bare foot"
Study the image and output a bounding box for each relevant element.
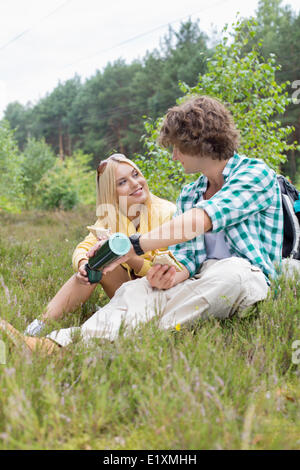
[0,318,61,355]
[24,337,61,355]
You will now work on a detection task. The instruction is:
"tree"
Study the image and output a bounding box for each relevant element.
[31,76,81,159]
[3,101,32,150]
[0,121,24,212]
[241,0,300,179]
[180,17,298,171]
[21,138,56,206]
[137,17,299,202]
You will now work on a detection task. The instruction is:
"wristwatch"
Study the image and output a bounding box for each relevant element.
[129,233,144,256]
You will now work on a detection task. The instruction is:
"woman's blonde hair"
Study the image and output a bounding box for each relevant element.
[96,153,151,233]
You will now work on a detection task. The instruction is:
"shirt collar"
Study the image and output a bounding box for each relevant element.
[222,153,241,181]
[195,153,242,195]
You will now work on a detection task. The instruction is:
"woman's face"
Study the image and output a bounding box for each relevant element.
[115,163,148,211]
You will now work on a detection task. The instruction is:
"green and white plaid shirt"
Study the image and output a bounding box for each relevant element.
[170,153,283,281]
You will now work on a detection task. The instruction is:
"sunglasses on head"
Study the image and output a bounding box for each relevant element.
[97,154,128,176]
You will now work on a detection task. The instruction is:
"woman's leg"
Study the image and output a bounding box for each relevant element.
[100,265,131,299]
[42,265,131,322]
[42,274,98,321]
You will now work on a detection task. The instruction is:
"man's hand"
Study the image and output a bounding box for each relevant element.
[146,264,177,290]
[100,245,135,274]
[86,234,110,259]
[147,263,190,290]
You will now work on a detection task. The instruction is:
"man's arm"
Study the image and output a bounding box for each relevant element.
[139,208,212,253]
[91,208,212,275]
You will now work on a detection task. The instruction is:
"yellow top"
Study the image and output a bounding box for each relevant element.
[72,194,176,277]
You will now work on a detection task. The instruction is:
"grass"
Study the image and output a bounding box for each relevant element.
[0,206,299,450]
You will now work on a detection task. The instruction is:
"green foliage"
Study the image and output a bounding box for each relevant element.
[36,160,79,211]
[34,150,95,211]
[179,17,298,171]
[21,138,56,206]
[3,102,31,150]
[241,0,300,180]
[136,17,297,197]
[0,120,24,212]
[135,120,196,201]
[62,150,96,206]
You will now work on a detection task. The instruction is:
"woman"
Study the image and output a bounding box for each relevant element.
[24,153,176,338]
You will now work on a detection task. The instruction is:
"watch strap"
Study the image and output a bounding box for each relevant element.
[129,233,144,256]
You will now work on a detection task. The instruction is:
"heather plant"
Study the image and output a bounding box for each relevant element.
[0,208,299,450]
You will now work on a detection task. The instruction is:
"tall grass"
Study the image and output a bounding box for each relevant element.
[0,208,299,450]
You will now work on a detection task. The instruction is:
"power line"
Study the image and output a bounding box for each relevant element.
[63,0,230,71]
[0,0,73,52]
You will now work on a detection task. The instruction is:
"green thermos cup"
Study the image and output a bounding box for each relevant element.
[85,233,131,284]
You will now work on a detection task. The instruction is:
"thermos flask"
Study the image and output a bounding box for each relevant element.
[85,232,131,283]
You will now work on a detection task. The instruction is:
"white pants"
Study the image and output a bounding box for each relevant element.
[47,257,269,347]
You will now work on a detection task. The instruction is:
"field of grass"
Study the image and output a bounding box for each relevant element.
[0,206,299,450]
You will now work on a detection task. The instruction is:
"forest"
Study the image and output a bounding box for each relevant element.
[1,0,300,197]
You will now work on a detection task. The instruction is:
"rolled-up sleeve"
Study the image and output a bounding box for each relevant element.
[195,164,277,232]
[169,240,197,276]
[72,231,98,271]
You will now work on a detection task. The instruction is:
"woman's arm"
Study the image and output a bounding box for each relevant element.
[124,255,145,274]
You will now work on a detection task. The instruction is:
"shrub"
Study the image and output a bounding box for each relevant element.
[21,138,56,206]
[36,161,79,210]
[0,120,24,212]
[135,120,196,202]
[62,150,96,206]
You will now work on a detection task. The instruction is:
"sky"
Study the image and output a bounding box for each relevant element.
[0,0,299,117]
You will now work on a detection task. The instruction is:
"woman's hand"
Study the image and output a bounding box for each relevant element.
[146,264,177,289]
[86,237,136,275]
[76,260,90,285]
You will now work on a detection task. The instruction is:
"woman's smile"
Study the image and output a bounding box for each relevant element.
[130,186,143,197]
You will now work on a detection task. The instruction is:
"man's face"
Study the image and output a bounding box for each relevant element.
[172,147,202,174]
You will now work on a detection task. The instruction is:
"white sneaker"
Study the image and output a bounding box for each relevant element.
[24,318,46,336]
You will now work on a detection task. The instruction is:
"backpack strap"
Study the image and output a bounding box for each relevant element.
[277,175,300,259]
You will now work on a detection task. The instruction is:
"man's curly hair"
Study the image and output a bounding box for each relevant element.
[158,96,240,160]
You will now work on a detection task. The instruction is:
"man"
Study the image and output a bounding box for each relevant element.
[0,96,284,351]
